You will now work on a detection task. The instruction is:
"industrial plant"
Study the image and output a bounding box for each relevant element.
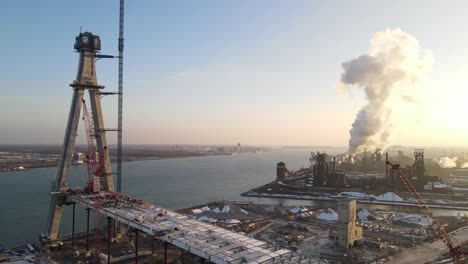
[270,149,447,192]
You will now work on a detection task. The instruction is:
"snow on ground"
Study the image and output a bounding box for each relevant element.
[335,191,405,202]
[316,208,338,221]
[221,204,230,213]
[357,208,371,221]
[389,212,431,226]
[199,216,218,223]
[212,204,231,214]
[191,209,203,214]
[226,219,241,224]
[201,206,211,211]
[432,182,453,190]
[290,207,302,214]
[431,199,448,204]
[375,192,404,202]
[289,206,308,214]
[357,208,384,221]
[449,200,468,204]
[298,212,313,218]
[336,192,369,198]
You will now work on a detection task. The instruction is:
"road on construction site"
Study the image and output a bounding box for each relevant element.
[389,226,468,263]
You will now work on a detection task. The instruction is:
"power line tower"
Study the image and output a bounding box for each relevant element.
[46,32,115,241]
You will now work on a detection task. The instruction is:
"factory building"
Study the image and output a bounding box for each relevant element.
[312,153,346,187]
[277,162,288,181]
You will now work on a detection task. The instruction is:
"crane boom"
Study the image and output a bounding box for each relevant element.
[82,99,104,262]
[387,161,467,263]
[82,99,97,192]
[82,99,104,193]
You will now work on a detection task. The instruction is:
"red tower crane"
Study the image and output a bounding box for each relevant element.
[82,99,105,193]
[387,161,468,263]
[82,99,105,263]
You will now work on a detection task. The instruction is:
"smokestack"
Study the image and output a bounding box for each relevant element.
[333,157,336,172]
[385,152,389,182]
[364,148,367,168]
[334,29,433,155]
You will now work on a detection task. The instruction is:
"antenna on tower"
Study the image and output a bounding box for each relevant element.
[116,0,124,192]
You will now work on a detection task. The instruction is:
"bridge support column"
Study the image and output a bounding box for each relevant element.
[71,202,76,247]
[181,249,184,264]
[152,236,155,255]
[134,230,139,264]
[107,217,112,264]
[129,227,132,242]
[86,208,91,252]
[113,219,116,238]
[164,242,168,264]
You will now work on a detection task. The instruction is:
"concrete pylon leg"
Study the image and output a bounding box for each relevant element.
[89,90,114,191]
[164,242,168,264]
[46,89,84,240]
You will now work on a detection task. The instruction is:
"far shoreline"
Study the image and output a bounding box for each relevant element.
[0,151,256,174]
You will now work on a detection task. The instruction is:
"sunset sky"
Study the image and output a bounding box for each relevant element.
[2,1,468,147]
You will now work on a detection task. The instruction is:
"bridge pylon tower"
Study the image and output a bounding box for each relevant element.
[46,32,114,240]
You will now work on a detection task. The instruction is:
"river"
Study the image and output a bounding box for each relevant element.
[1,147,466,247]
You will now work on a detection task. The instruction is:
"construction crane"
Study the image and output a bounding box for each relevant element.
[387,161,468,263]
[81,99,106,193]
[82,99,106,262]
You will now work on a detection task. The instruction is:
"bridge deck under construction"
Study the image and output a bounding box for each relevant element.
[69,191,314,264]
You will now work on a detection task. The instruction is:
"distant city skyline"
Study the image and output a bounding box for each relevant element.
[2,1,468,147]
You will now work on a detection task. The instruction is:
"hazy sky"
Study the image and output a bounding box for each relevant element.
[2,1,468,147]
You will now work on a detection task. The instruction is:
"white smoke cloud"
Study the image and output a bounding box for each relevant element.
[335,29,433,155]
[461,162,468,168]
[436,157,458,168]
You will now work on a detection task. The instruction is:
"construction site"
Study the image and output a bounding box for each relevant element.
[4,1,468,264]
[238,149,468,262]
[0,5,314,263]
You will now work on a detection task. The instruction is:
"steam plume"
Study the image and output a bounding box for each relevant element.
[437,157,458,168]
[461,162,468,169]
[335,29,433,154]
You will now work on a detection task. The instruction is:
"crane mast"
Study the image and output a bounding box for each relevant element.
[116,0,124,193]
[82,99,98,193]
